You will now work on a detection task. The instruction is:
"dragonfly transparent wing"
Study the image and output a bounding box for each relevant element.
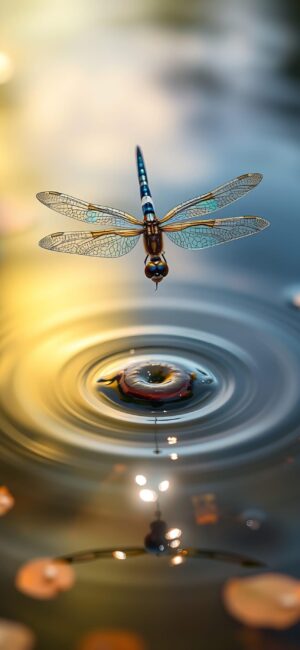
[37,191,143,228]
[179,548,265,567]
[56,548,146,564]
[160,173,263,226]
[39,228,142,258]
[163,216,269,250]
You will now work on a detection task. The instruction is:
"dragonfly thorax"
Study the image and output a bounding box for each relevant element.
[145,255,169,285]
[144,519,169,555]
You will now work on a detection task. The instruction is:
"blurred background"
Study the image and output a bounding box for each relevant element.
[0,1,300,649]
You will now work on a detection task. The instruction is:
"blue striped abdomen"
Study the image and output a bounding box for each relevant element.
[136,146,156,219]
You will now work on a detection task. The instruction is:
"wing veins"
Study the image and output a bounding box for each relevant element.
[162,216,267,232]
[39,228,142,258]
[160,173,263,225]
[163,215,269,251]
[37,191,143,226]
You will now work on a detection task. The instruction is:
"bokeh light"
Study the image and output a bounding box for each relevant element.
[139,489,157,503]
[0,52,14,84]
[166,528,182,541]
[167,436,177,445]
[170,556,185,567]
[291,294,300,309]
[0,618,35,650]
[112,551,127,560]
[15,558,75,600]
[158,480,169,492]
[238,508,266,531]
[170,539,181,549]
[135,475,147,487]
[223,573,300,629]
[76,629,146,650]
[0,486,15,516]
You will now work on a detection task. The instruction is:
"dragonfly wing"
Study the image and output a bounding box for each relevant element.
[181,548,266,568]
[37,191,143,227]
[160,173,263,226]
[163,216,269,250]
[39,228,142,258]
[56,548,146,564]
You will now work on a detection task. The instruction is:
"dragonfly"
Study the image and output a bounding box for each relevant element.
[55,510,265,569]
[38,147,269,287]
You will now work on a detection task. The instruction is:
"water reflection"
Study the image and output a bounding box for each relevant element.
[1,282,299,471]
[15,506,264,597]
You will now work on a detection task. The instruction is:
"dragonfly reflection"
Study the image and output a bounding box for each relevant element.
[38,147,269,287]
[56,507,265,569]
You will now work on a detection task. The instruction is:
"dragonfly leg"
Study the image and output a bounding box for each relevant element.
[144,254,149,265]
[162,252,167,263]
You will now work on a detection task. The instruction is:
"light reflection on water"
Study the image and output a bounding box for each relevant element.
[2,263,300,478]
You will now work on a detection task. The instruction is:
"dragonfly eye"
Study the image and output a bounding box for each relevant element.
[157,262,169,276]
[145,261,157,278]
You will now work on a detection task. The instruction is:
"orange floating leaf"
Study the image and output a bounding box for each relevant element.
[15,557,75,600]
[223,573,300,629]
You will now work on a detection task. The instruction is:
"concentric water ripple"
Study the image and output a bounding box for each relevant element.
[1,283,299,474]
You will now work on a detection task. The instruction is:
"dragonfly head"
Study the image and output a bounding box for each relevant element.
[145,256,169,285]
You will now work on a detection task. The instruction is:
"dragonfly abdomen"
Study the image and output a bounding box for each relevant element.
[136,145,156,220]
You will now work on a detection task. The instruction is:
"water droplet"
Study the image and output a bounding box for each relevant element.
[239,508,266,531]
